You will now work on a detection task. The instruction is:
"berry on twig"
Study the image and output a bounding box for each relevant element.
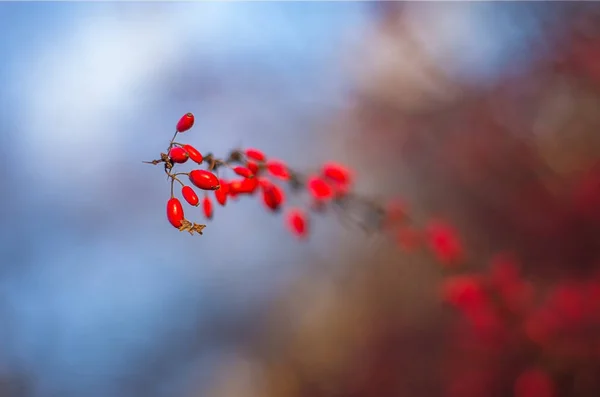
[144,112,417,242]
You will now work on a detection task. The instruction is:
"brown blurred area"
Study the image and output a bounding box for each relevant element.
[204,4,600,397]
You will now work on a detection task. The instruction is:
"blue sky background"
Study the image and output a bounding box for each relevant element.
[0,3,555,397]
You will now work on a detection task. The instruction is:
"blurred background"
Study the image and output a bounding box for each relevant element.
[1,2,600,397]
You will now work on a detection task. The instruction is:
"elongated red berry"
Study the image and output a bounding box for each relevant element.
[183,144,203,164]
[229,177,258,194]
[266,160,290,180]
[233,166,254,178]
[181,186,199,206]
[169,147,189,164]
[176,112,195,133]
[245,148,265,162]
[246,161,260,175]
[261,180,284,211]
[203,196,213,219]
[322,162,351,185]
[286,208,308,238]
[166,198,184,228]
[307,176,334,200]
[215,179,228,206]
[441,275,486,310]
[189,170,220,190]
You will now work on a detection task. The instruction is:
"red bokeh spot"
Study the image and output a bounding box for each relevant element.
[514,368,555,397]
[441,275,487,311]
[427,221,464,266]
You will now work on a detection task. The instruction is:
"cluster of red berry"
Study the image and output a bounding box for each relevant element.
[143,114,479,255]
[144,112,363,238]
[145,113,600,396]
[441,253,600,397]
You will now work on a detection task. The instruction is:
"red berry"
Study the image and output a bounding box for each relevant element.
[266,160,290,180]
[286,208,308,238]
[229,177,258,194]
[233,166,254,178]
[322,162,351,185]
[181,186,199,206]
[215,179,228,206]
[189,170,220,190]
[228,180,242,194]
[176,112,194,133]
[240,177,259,193]
[258,178,271,189]
[203,196,213,219]
[307,176,334,200]
[245,148,266,162]
[246,161,260,175]
[183,144,203,164]
[261,180,284,211]
[441,275,487,310]
[166,198,184,228]
[426,221,464,266]
[169,147,189,164]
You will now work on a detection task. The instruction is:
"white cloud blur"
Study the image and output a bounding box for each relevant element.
[8,4,233,194]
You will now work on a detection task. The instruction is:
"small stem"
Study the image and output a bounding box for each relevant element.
[166,171,186,188]
[167,130,179,151]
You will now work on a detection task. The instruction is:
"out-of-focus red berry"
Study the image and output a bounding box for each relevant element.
[427,221,464,266]
[441,275,487,311]
[322,162,351,185]
[261,180,284,211]
[176,112,195,132]
[229,177,258,195]
[246,161,260,175]
[233,166,254,178]
[307,176,334,200]
[245,148,266,162]
[266,160,290,180]
[202,196,213,219]
[169,147,189,164]
[214,179,228,206]
[286,208,308,238]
